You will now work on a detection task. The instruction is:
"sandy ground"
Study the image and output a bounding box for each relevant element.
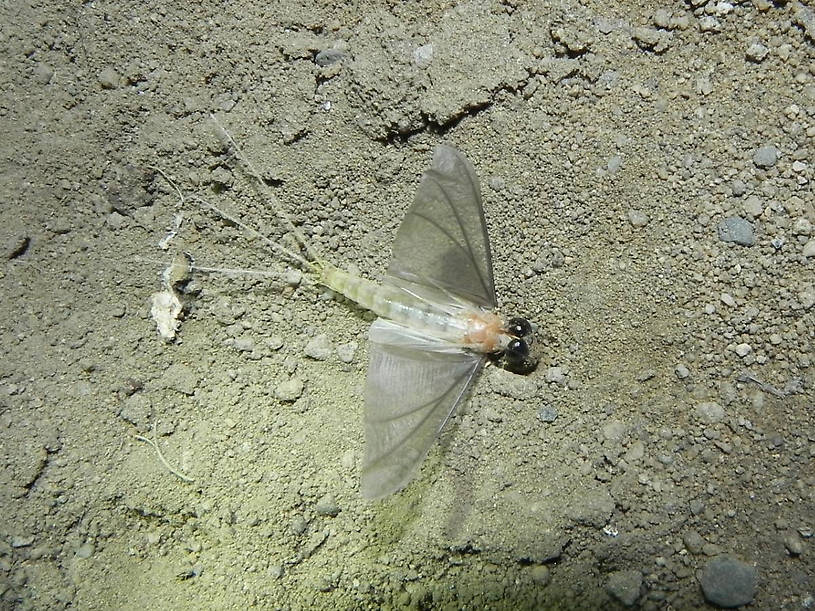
[0,0,813,609]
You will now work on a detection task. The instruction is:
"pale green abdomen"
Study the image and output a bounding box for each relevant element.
[320,265,467,340]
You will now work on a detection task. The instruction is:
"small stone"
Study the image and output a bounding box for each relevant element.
[285,270,302,287]
[684,529,705,554]
[720,293,736,307]
[602,420,626,442]
[698,16,721,32]
[735,343,752,357]
[717,217,755,246]
[33,63,54,84]
[783,533,804,556]
[231,336,255,353]
[336,341,358,364]
[794,217,812,236]
[753,145,779,169]
[699,555,757,608]
[11,535,34,548]
[315,493,340,517]
[314,49,344,67]
[695,401,724,424]
[653,8,671,28]
[413,43,434,68]
[4,233,30,259]
[731,179,746,197]
[545,366,567,385]
[675,364,690,379]
[75,542,94,559]
[98,66,121,89]
[745,42,769,62]
[530,565,551,585]
[803,239,815,258]
[489,367,539,399]
[304,334,332,360]
[801,287,815,310]
[627,209,649,227]
[769,333,782,345]
[275,377,304,402]
[537,404,559,422]
[742,196,763,218]
[606,570,643,607]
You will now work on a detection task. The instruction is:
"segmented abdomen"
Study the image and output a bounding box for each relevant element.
[320,265,468,341]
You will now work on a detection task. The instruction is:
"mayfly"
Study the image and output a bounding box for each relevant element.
[164,130,537,499]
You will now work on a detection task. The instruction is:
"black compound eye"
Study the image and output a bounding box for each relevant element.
[506,317,532,338]
[505,338,529,363]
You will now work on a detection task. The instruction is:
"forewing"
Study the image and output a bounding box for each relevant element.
[361,319,485,499]
[387,145,497,308]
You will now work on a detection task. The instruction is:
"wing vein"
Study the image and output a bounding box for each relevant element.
[428,169,494,303]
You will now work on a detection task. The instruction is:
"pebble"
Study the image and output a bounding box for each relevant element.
[602,420,626,442]
[413,43,434,68]
[683,529,705,554]
[11,535,34,548]
[606,570,643,607]
[489,368,538,399]
[33,63,54,84]
[98,67,121,89]
[742,196,763,218]
[537,404,558,422]
[315,49,344,67]
[731,179,746,197]
[675,364,690,379]
[699,555,757,608]
[304,334,332,360]
[545,366,568,385]
[231,336,255,353]
[717,217,755,246]
[794,217,812,236]
[698,16,721,32]
[745,42,769,62]
[3,233,30,259]
[720,292,736,307]
[275,377,304,402]
[803,239,815,258]
[627,209,649,227]
[315,493,340,517]
[753,145,779,169]
[783,533,804,556]
[530,565,551,586]
[734,343,752,358]
[336,341,358,364]
[75,542,94,559]
[695,401,725,424]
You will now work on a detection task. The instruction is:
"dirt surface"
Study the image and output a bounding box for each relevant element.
[1,0,813,609]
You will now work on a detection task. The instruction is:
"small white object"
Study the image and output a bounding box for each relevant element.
[150,290,182,341]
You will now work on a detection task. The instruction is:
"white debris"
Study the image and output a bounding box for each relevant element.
[150,253,191,341]
[150,290,183,341]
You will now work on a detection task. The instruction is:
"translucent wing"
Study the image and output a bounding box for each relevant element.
[361,319,485,499]
[387,145,497,308]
